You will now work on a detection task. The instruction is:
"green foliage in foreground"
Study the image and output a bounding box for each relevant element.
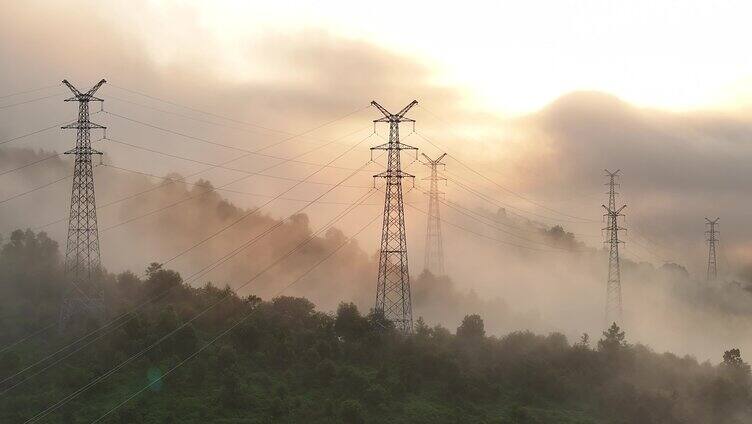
[0,229,751,423]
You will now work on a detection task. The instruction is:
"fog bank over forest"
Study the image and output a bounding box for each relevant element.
[3,147,752,362]
[4,0,752,363]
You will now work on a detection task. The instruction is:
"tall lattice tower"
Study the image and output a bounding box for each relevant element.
[371,100,418,332]
[422,153,446,275]
[603,169,626,326]
[705,217,719,281]
[59,79,107,330]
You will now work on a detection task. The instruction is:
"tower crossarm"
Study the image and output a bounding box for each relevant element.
[64,146,103,156]
[62,121,106,130]
[63,79,106,102]
[395,100,419,119]
[421,152,447,164]
[604,168,621,177]
[370,141,417,163]
[371,141,418,151]
[62,80,83,98]
[85,79,107,97]
[371,100,418,122]
[374,170,415,179]
[602,204,627,216]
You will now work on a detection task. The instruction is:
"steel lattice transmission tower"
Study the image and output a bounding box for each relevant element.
[603,169,626,326]
[422,153,447,275]
[705,217,719,281]
[59,79,107,330]
[371,100,418,332]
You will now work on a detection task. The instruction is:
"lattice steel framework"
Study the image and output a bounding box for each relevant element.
[422,153,446,275]
[371,100,418,332]
[59,79,107,330]
[705,217,719,281]
[603,169,626,326]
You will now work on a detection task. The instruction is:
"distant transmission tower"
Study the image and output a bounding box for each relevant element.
[371,100,418,332]
[603,169,626,326]
[422,153,446,275]
[705,217,719,281]
[59,79,107,330]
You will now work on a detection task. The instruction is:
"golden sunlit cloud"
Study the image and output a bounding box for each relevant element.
[118,0,752,114]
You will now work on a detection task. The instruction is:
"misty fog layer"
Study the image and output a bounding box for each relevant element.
[4,148,752,363]
[4,0,752,363]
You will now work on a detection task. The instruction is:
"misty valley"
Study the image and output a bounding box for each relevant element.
[4,2,752,422]
[2,143,752,422]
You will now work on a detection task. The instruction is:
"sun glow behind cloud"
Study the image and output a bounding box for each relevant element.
[129,0,752,115]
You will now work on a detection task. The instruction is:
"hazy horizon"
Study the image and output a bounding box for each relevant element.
[4,0,752,364]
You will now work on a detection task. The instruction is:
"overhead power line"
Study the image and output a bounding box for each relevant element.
[0,120,76,146]
[28,118,371,233]
[412,129,599,224]
[0,92,64,110]
[0,323,56,356]
[433,166,601,239]
[1,155,377,394]
[624,234,665,262]
[1,95,382,368]
[0,83,62,100]
[21,163,380,423]
[107,83,370,140]
[104,110,364,172]
[0,172,75,206]
[0,102,373,361]
[0,153,64,177]
[438,193,576,250]
[411,185,578,252]
[89,207,384,424]
[622,245,648,263]
[402,188,562,253]
[152,130,377,272]
[105,136,373,185]
[1,186,378,397]
[106,94,355,148]
[171,152,387,289]
[442,169,592,226]
[630,226,672,259]
[90,133,374,237]
[102,163,380,205]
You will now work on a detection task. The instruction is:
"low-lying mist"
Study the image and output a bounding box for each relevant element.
[3,147,752,363]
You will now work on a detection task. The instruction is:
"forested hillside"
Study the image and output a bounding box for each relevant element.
[0,229,751,423]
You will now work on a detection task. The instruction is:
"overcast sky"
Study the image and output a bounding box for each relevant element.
[96,0,752,113]
[2,0,752,279]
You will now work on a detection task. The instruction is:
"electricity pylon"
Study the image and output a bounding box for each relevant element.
[603,169,626,326]
[705,217,719,281]
[371,100,418,332]
[422,153,446,275]
[59,79,107,331]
